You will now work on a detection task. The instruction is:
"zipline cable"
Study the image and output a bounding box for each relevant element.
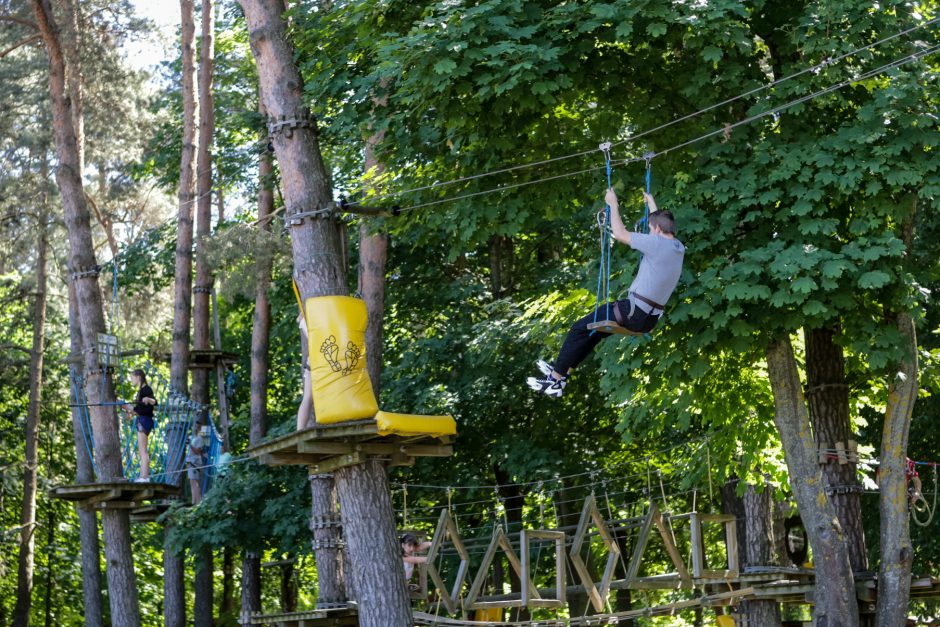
[392,42,940,214]
[342,15,940,207]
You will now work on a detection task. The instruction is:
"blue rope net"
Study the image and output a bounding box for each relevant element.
[199,414,226,496]
[71,362,201,485]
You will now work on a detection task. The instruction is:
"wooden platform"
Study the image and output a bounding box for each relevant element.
[49,482,180,510]
[247,420,453,473]
[248,607,358,626]
[130,499,177,523]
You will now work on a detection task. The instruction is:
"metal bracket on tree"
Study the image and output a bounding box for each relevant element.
[69,264,101,280]
[284,202,335,226]
[267,108,317,139]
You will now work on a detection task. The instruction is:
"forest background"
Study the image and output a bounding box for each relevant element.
[0,0,938,625]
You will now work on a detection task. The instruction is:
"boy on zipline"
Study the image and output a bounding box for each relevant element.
[527,188,685,398]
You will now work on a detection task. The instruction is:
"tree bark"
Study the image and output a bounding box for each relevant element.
[876,197,919,627]
[280,560,297,612]
[765,337,858,627]
[805,327,868,573]
[66,286,104,627]
[241,108,274,626]
[741,483,782,627]
[194,549,214,627]
[191,2,216,623]
[165,2,199,625]
[12,196,49,627]
[309,475,346,605]
[30,2,140,625]
[240,552,262,626]
[171,0,199,395]
[238,0,357,617]
[220,547,235,618]
[333,460,412,626]
[359,116,388,394]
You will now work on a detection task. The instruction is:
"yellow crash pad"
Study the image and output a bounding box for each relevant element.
[305,296,379,424]
[376,411,456,439]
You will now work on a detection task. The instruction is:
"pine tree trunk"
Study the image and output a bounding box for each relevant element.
[164,2,199,624]
[309,475,346,605]
[240,553,262,626]
[333,460,412,626]
[241,109,273,625]
[805,327,868,573]
[12,201,49,627]
[66,283,104,627]
[741,483,781,627]
[359,117,388,394]
[194,549,214,627]
[31,2,140,624]
[192,2,216,623]
[171,0,199,394]
[876,197,919,627]
[765,337,858,627]
[238,0,351,615]
[220,547,235,618]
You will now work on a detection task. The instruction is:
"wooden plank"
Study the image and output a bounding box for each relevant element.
[520,530,565,609]
[836,440,847,465]
[724,518,740,575]
[690,512,704,579]
[652,510,692,588]
[80,488,122,508]
[308,452,363,474]
[625,502,657,585]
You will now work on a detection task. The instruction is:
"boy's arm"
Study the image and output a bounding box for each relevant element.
[403,556,428,565]
[643,191,659,213]
[606,188,632,246]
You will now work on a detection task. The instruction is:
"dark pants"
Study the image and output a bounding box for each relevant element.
[553,298,660,375]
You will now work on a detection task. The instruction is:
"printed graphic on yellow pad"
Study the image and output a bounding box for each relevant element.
[305,296,379,423]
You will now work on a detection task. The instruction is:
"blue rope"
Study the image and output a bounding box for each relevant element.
[591,145,614,333]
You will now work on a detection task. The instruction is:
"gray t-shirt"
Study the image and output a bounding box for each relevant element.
[628,232,685,312]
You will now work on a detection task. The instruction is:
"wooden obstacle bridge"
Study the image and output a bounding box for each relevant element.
[244,490,940,626]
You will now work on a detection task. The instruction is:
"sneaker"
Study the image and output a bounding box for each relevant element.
[527,376,566,398]
[134,477,150,483]
[536,359,554,377]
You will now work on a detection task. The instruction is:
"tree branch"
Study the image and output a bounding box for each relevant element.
[0,14,39,30]
[0,32,41,58]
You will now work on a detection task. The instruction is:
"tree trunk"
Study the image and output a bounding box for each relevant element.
[876,197,919,627]
[280,560,297,612]
[765,337,858,627]
[741,482,781,627]
[194,549,214,627]
[333,460,412,626]
[359,114,388,394]
[240,552,262,626]
[31,2,140,625]
[238,0,354,616]
[66,283,104,627]
[171,0,198,394]
[309,475,346,605]
[164,2,199,624]
[241,109,274,626]
[13,200,49,627]
[220,547,235,618]
[805,326,868,573]
[192,2,216,623]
